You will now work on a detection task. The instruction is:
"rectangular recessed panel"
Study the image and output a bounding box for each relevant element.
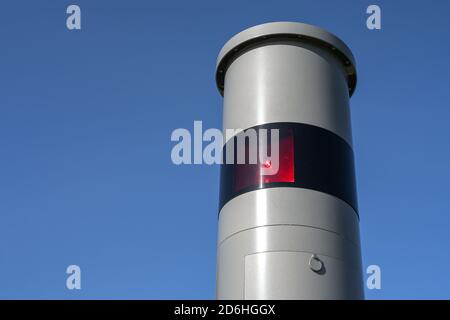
[244,251,348,300]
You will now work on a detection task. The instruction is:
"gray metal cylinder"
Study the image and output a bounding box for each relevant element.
[215,22,363,300]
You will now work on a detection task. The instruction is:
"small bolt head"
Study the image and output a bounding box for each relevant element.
[309,255,323,272]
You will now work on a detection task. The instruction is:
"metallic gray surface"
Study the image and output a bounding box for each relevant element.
[222,40,354,146]
[216,22,363,300]
[217,222,364,299]
[244,251,360,299]
[216,21,357,97]
[217,189,364,299]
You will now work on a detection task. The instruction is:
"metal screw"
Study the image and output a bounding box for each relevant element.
[309,254,323,272]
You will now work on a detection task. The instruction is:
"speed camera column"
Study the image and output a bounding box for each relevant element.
[215,22,364,299]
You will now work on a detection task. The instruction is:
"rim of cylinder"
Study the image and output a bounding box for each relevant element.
[216,21,357,97]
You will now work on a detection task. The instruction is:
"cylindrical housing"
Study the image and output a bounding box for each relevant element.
[216,22,363,299]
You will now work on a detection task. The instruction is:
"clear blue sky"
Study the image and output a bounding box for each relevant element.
[1,0,449,299]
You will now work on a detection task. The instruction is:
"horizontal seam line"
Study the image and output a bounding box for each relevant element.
[218,223,361,248]
[244,249,344,262]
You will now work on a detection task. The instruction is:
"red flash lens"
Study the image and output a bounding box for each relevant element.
[234,128,295,192]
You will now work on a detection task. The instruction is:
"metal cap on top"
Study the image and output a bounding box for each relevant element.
[215,21,357,97]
